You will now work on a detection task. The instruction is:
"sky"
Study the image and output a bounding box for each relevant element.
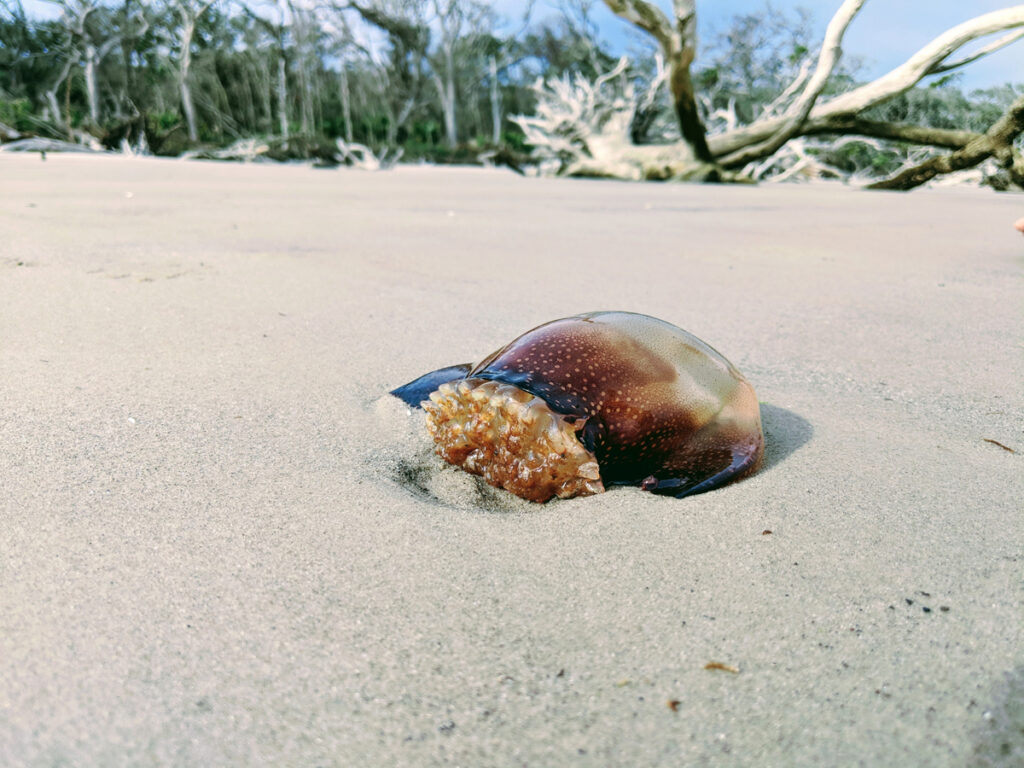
[528,0,1024,90]
[18,0,1024,90]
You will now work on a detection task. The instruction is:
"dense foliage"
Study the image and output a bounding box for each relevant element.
[1,0,1020,178]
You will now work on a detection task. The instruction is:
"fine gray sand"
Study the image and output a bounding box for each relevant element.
[1,154,1021,767]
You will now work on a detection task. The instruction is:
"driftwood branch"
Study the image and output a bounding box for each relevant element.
[931,28,1024,74]
[803,117,979,150]
[512,59,716,181]
[718,0,865,169]
[757,57,813,121]
[603,0,712,162]
[833,6,1024,106]
[711,6,1024,159]
[867,94,1024,190]
[527,1,1024,188]
[602,0,673,52]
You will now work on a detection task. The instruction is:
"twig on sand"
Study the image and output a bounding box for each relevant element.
[983,438,1017,453]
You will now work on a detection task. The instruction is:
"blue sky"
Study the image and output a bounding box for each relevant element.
[529,0,1024,90]
[18,0,1024,89]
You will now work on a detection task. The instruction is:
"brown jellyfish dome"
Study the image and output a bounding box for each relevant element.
[395,311,764,501]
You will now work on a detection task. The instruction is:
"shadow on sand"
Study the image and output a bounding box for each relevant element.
[759,403,813,473]
[970,665,1024,766]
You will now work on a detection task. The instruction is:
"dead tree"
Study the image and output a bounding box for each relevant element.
[430,0,461,147]
[343,0,431,149]
[286,0,319,135]
[41,0,92,131]
[603,0,712,163]
[171,0,216,142]
[242,1,290,142]
[709,5,1024,165]
[43,0,132,127]
[514,57,728,180]
[523,1,1024,188]
[43,50,80,134]
[321,8,360,143]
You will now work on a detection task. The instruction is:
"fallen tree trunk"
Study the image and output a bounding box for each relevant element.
[799,118,979,150]
[867,94,1024,190]
[522,2,1024,188]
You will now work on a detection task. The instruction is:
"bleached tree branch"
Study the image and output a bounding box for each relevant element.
[931,27,1024,74]
[602,0,712,161]
[803,117,979,149]
[868,93,1024,190]
[758,57,813,121]
[636,51,668,116]
[717,0,866,169]
[519,1,1024,188]
[602,0,673,52]
[711,5,1024,159]
[824,6,1024,111]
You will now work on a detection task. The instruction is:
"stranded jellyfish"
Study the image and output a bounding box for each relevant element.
[391,312,764,502]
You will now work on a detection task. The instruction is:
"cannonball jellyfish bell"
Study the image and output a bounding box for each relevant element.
[390,312,764,502]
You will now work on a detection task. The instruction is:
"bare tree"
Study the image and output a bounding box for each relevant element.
[241,0,292,141]
[52,0,126,126]
[343,0,431,149]
[486,3,532,146]
[171,0,216,142]
[488,53,499,144]
[430,0,460,147]
[286,0,320,135]
[41,0,96,129]
[43,49,80,134]
[327,13,356,142]
[428,0,496,148]
[322,0,359,142]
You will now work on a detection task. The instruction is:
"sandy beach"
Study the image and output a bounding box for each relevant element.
[1,154,1021,766]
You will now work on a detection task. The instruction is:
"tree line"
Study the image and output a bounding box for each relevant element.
[1,0,585,159]
[1,0,1022,188]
